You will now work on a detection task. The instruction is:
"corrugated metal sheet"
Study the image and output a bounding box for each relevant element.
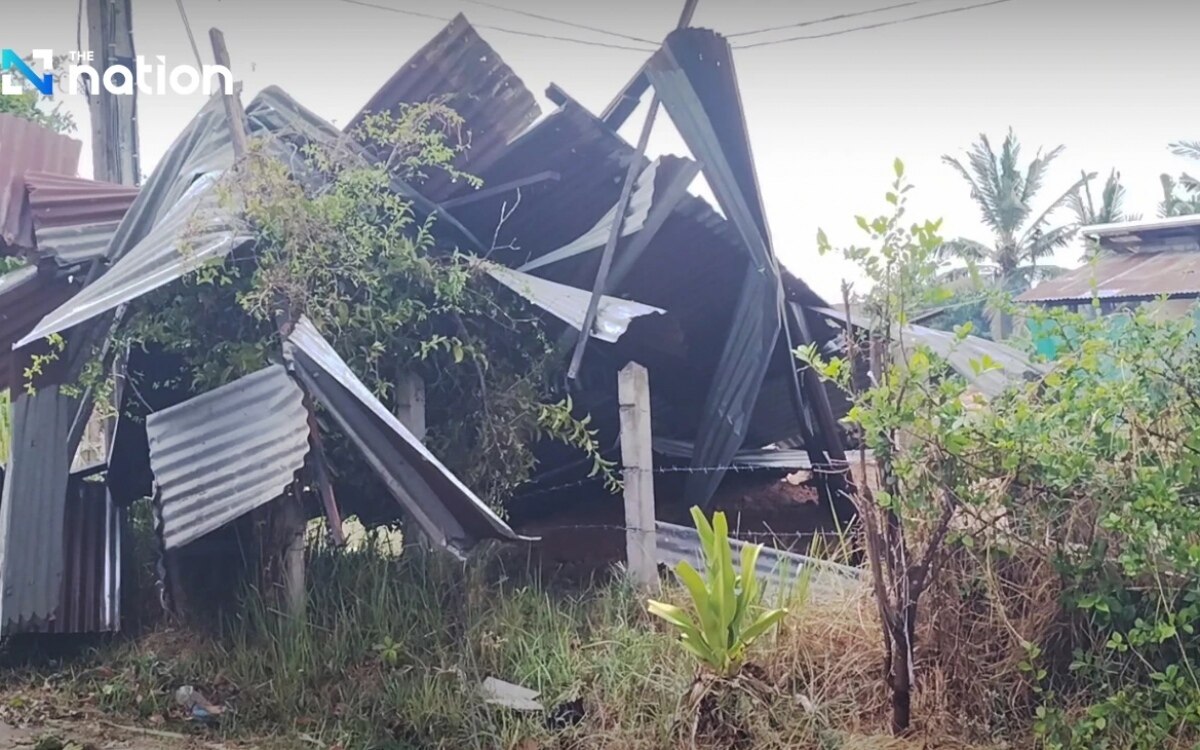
[285,316,531,555]
[348,14,541,203]
[815,306,1045,398]
[17,171,250,348]
[23,172,139,266]
[19,85,487,348]
[652,438,813,469]
[0,265,80,392]
[33,220,123,266]
[146,364,310,550]
[485,263,664,343]
[518,158,662,273]
[6,471,121,635]
[0,385,81,631]
[645,29,790,506]
[0,115,82,252]
[655,521,861,600]
[1016,251,1200,304]
[1082,215,1200,254]
[25,172,139,232]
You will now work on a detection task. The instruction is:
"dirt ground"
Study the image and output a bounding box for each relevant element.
[513,470,852,575]
[0,719,244,749]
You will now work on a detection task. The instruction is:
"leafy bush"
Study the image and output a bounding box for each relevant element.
[648,507,788,676]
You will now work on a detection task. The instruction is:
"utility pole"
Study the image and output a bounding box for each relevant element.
[86,0,140,186]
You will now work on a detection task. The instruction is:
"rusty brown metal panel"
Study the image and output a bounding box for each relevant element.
[0,267,80,393]
[25,172,139,230]
[1017,251,1200,304]
[0,115,83,252]
[348,14,541,202]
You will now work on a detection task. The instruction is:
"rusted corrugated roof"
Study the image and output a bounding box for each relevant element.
[24,172,138,265]
[348,14,541,203]
[1016,251,1200,304]
[25,172,139,232]
[147,364,311,550]
[0,115,83,252]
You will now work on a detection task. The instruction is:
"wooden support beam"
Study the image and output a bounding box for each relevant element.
[618,361,658,590]
[605,158,701,291]
[566,0,700,380]
[440,171,560,210]
[305,407,345,546]
[208,28,249,159]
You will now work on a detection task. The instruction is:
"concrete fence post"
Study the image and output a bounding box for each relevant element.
[618,361,658,590]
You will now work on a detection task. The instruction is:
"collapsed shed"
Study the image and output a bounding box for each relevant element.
[0,16,854,634]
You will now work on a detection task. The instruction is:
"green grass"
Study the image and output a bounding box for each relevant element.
[30,542,695,749]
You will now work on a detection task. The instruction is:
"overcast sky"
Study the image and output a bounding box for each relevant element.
[9,0,1200,298]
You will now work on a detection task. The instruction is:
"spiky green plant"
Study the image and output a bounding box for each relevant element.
[647,507,788,676]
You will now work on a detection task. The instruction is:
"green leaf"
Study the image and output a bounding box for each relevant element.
[740,608,787,646]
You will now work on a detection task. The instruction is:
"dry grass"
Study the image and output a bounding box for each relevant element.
[0,543,1026,749]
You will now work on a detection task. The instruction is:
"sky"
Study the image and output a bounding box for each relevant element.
[7,0,1200,299]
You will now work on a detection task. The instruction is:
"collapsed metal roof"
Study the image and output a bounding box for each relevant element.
[285,317,532,556]
[147,364,311,550]
[348,12,541,203]
[486,263,664,343]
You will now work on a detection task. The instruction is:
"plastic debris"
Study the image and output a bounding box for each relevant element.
[479,677,544,712]
[174,685,226,721]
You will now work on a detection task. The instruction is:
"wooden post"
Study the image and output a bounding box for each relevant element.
[87,0,140,185]
[208,28,249,159]
[394,372,426,441]
[618,361,658,590]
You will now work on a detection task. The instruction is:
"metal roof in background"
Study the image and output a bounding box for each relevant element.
[0,385,81,631]
[147,364,311,550]
[348,13,541,203]
[285,316,532,555]
[485,263,664,343]
[815,306,1046,398]
[0,115,82,252]
[1082,214,1200,254]
[1016,251,1200,304]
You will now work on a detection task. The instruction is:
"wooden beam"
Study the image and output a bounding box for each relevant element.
[305,407,345,546]
[208,28,249,159]
[567,0,700,380]
[605,158,701,291]
[440,171,560,210]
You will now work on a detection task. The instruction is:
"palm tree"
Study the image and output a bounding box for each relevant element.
[1070,169,1137,226]
[941,129,1091,338]
[1070,169,1139,259]
[1159,141,1200,217]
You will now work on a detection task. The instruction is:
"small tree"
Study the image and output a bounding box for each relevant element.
[802,159,987,734]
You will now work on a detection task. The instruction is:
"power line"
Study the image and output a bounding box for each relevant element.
[173,0,205,67]
[727,0,936,38]
[452,0,657,45]
[337,0,658,53]
[733,0,1015,49]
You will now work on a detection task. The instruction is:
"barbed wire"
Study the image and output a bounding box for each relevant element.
[519,460,855,498]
